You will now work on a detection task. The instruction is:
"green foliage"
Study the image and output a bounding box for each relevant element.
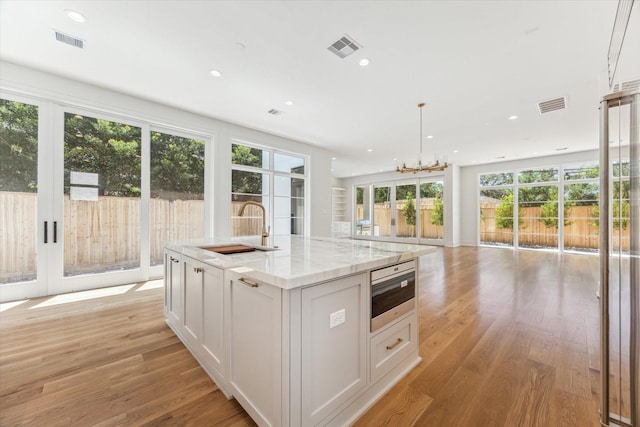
[356,186,364,204]
[64,113,142,197]
[495,193,523,229]
[231,144,264,198]
[402,191,416,226]
[538,187,573,229]
[518,168,558,184]
[374,186,389,204]
[150,132,204,199]
[479,172,513,187]
[0,99,39,192]
[420,182,443,198]
[431,195,444,226]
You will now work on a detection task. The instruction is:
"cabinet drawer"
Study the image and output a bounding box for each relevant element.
[370,316,417,383]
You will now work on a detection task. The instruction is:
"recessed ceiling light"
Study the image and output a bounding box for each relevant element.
[359,58,370,67]
[508,115,518,120]
[331,157,337,160]
[426,135,433,139]
[285,100,294,106]
[471,160,477,163]
[453,150,459,153]
[65,9,86,22]
[367,148,373,152]
[209,69,222,77]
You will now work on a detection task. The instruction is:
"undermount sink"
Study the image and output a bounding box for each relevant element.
[199,244,280,255]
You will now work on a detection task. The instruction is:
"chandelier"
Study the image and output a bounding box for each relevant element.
[396,103,448,173]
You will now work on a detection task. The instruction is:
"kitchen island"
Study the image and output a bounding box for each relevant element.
[164,236,435,427]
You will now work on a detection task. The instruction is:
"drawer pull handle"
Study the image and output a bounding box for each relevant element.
[170,257,179,263]
[386,338,403,350]
[194,267,204,273]
[239,278,259,288]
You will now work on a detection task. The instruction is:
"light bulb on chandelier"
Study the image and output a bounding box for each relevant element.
[396,103,448,173]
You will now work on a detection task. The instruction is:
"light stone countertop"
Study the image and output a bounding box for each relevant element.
[165,235,437,290]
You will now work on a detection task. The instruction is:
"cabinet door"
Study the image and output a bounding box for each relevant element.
[201,265,225,379]
[301,273,367,426]
[164,249,182,324]
[183,257,204,347]
[229,275,282,427]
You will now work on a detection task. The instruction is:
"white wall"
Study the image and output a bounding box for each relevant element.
[0,61,334,238]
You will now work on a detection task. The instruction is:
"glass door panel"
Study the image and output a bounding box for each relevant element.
[62,112,142,277]
[355,185,371,236]
[150,131,205,266]
[563,163,599,253]
[395,183,417,238]
[518,185,559,250]
[0,98,48,300]
[479,188,514,247]
[419,180,444,241]
[373,185,391,237]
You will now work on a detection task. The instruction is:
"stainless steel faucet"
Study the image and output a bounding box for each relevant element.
[238,201,270,246]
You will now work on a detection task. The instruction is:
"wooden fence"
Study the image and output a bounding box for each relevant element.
[357,200,443,239]
[0,192,205,281]
[2,192,631,282]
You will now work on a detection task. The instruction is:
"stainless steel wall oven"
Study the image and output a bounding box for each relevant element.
[370,260,416,332]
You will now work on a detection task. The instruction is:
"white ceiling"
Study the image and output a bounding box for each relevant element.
[1,1,637,178]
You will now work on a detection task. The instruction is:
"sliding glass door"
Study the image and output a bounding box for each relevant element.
[0,94,209,301]
[51,109,147,294]
[353,178,445,245]
[0,96,51,301]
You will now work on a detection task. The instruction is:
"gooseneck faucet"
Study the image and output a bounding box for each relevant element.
[238,201,270,246]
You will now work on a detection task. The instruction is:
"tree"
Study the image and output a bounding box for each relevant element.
[150,132,204,199]
[402,191,416,236]
[539,187,573,229]
[431,194,444,227]
[64,113,142,197]
[0,99,39,192]
[495,193,523,229]
[231,144,264,199]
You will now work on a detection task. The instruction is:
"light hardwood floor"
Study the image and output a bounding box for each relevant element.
[0,247,602,426]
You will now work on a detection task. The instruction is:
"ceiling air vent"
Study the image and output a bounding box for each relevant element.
[267,109,283,116]
[54,30,84,49]
[612,78,640,93]
[537,96,567,114]
[327,34,361,59]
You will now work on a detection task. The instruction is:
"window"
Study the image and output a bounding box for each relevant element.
[150,131,205,266]
[0,99,39,284]
[63,112,142,276]
[479,162,603,253]
[353,179,445,243]
[231,142,306,238]
[479,172,515,247]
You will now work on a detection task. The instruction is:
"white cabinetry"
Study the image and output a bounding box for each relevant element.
[164,254,228,395]
[201,264,225,382]
[370,315,418,383]
[301,273,367,425]
[163,249,182,324]
[229,275,282,427]
[183,257,203,347]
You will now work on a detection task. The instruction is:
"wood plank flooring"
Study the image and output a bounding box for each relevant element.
[0,247,603,426]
